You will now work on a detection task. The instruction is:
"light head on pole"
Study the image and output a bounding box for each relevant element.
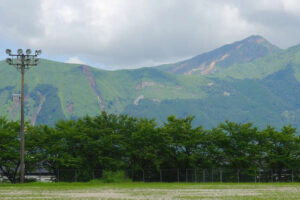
[26,59,31,65]
[6,58,12,64]
[34,58,40,64]
[26,49,32,55]
[17,49,23,55]
[35,49,42,55]
[15,58,21,64]
[6,49,11,55]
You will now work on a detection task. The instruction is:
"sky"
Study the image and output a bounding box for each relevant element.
[1,0,300,70]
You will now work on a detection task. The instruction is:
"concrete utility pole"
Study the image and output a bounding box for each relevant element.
[5,49,41,183]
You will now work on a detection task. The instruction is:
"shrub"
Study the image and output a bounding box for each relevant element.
[101,170,131,183]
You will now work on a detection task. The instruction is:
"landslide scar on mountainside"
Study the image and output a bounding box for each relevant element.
[136,81,157,90]
[31,91,46,126]
[81,65,105,111]
[185,53,230,75]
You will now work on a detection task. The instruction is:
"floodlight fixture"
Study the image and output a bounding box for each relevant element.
[17,49,23,55]
[35,49,42,55]
[26,49,32,55]
[16,58,21,64]
[6,49,11,55]
[34,58,40,64]
[26,59,31,65]
[6,58,12,64]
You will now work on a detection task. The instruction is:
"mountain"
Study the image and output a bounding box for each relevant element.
[0,59,196,125]
[1,35,300,129]
[157,35,281,75]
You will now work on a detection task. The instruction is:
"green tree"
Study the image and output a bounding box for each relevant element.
[0,117,20,183]
[218,121,260,170]
[125,118,165,171]
[162,115,205,169]
[261,125,300,178]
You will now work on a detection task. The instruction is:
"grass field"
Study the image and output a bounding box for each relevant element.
[1,182,300,199]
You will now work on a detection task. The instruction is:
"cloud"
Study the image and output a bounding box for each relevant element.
[1,0,300,69]
[66,56,85,65]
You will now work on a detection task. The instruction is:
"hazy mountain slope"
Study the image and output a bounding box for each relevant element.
[158,35,281,75]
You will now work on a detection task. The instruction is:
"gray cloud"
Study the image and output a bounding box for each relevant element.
[0,1,44,43]
[1,0,300,69]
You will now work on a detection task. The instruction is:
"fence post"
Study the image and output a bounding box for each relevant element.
[57,169,60,182]
[160,170,162,182]
[75,169,77,182]
[271,170,273,183]
[203,169,205,183]
[237,170,240,183]
[186,169,188,183]
[254,170,256,183]
[220,169,222,183]
[194,169,197,182]
[177,169,179,183]
[211,169,213,183]
[92,170,95,180]
[142,170,145,182]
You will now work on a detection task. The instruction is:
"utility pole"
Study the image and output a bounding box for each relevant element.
[5,49,41,183]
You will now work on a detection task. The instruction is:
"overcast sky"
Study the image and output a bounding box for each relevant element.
[1,0,300,70]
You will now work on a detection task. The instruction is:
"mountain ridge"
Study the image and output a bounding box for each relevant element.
[157,35,281,75]
[1,35,300,129]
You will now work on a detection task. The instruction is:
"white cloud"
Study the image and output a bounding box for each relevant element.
[1,0,300,69]
[282,0,300,16]
[66,56,85,65]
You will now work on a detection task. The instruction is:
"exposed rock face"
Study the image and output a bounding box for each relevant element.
[31,91,46,126]
[223,91,231,96]
[134,95,144,105]
[184,53,230,75]
[207,82,214,87]
[152,98,160,103]
[81,65,105,111]
[136,81,156,90]
[66,103,74,114]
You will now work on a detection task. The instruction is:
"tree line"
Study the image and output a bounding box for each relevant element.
[0,112,300,183]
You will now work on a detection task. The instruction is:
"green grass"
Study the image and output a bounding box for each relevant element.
[1,182,300,199]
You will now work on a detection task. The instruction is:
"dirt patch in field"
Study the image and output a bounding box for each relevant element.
[1,186,300,199]
[0,188,264,199]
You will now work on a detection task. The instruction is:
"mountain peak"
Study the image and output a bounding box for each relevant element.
[241,35,280,51]
[244,35,267,44]
[245,35,265,40]
[159,35,281,75]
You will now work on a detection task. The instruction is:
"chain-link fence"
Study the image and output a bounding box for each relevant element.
[126,169,300,183]
[1,168,300,183]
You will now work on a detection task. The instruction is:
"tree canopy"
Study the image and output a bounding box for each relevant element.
[0,113,299,183]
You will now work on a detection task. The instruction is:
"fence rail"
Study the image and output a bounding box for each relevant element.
[1,169,300,183]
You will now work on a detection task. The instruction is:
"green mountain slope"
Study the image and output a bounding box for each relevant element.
[0,59,208,125]
[0,35,300,129]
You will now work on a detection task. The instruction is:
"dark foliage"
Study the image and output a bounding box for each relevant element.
[0,113,300,183]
